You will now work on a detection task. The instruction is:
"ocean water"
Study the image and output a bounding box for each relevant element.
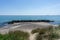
[0,15,60,27]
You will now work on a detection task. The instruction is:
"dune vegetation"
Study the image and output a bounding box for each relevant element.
[0,25,60,40]
[31,25,60,40]
[0,31,29,40]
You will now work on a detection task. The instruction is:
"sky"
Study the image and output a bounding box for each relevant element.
[0,0,60,15]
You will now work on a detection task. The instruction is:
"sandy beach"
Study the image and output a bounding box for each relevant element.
[0,22,59,40]
[0,22,58,34]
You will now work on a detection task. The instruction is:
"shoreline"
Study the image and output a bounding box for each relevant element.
[0,22,59,34]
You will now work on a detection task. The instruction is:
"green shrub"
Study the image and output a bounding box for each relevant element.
[0,30,29,40]
[31,28,40,34]
[35,26,60,40]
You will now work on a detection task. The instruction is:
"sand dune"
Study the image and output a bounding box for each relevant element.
[0,22,58,40]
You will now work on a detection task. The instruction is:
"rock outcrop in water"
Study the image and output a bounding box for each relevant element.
[7,20,54,24]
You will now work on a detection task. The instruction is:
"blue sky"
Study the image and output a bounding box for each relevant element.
[0,0,60,15]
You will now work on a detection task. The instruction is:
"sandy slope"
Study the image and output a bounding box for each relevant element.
[0,22,57,34]
[0,22,58,40]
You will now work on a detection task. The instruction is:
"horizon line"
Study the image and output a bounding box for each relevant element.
[0,14,60,15]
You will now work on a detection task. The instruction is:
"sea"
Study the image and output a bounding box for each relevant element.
[0,15,60,27]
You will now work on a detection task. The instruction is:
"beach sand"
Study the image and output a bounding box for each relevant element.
[0,22,59,40]
[0,22,58,34]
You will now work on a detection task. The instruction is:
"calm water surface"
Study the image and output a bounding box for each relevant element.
[0,15,60,27]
